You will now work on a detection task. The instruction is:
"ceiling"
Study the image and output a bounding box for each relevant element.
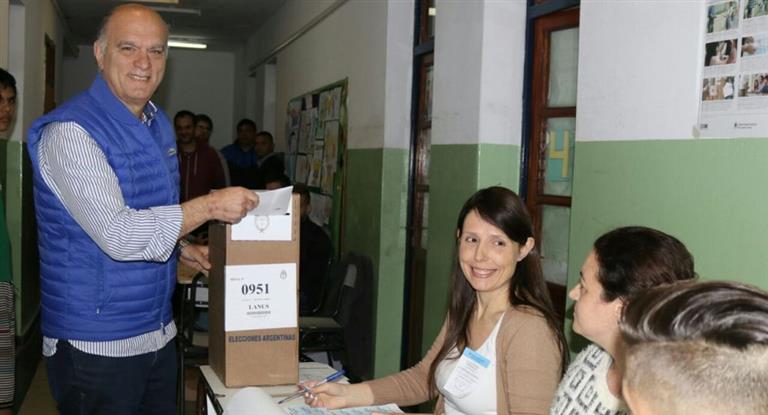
[54,0,285,52]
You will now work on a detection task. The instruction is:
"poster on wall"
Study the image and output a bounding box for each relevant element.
[307,142,324,188]
[284,79,347,253]
[698,0,768,137]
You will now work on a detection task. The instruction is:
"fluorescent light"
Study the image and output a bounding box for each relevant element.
[428,7,436,16]
[168,40,207,49]
[150,6,201,15]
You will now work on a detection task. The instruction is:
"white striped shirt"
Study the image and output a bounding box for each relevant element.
[38,107,182,358]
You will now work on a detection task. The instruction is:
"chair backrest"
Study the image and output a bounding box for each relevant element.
[311,254,356,318]
[334,252,374,381]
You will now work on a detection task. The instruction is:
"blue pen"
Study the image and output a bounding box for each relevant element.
[277,369,346,404]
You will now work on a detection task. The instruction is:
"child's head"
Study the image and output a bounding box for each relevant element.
[620,281,768,415]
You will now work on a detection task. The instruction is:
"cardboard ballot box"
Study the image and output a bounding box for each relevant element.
[208,190,300,387]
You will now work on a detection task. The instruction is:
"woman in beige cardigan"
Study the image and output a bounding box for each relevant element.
[304,187,567,414]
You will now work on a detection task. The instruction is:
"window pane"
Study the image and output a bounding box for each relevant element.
[548,27,578,107]
[540,205,571,285]
[424,65,434,122]
[543,117,575,196]
[416,128,431,185]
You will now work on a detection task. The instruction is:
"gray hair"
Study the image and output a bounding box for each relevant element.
[95,5,170,59]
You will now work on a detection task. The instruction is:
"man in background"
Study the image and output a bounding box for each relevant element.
[0,67,17,415]
[620,281,768,415]
[221,118,258,188]
[175,110,226,203]
[194,113,229,186]
[293,185,332,314]
[27,5,257,413]
[253,131,285,189]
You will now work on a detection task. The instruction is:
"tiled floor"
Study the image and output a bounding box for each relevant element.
[18,361,55,415]
[18,360,200,414]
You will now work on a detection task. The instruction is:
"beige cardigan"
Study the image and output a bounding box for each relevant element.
[366,307,562,414]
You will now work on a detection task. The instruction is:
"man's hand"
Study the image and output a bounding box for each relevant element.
[180,187,259,237]
[205,187,259,223]
[179,243,210,275]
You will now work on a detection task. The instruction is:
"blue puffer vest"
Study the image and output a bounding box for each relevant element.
[27,74,180,341]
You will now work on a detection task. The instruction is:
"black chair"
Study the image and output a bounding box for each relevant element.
[299,252,374,381]
[299,255,353,364]
[177,273,209,414]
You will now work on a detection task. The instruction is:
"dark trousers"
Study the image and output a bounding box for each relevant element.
[46,339,177,415]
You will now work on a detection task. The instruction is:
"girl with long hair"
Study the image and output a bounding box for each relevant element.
[304,186,567,414]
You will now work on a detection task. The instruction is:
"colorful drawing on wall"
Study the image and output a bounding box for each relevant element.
[329,87,342,120]
[299,110,312,150]
[308,108,319,142]
[314,119,325,139]
[318,91,331,121]
[545,126,575,182]
[288,129,298,154]
[307,142,324,188]
[321,120,339,194]
[294,154,309,184]
[310,193,333,226]
[284,79,347,249]
[288,99,302,128]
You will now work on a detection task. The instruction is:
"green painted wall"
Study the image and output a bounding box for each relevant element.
[565,138,768,349]
[1,140,39,336]
[344,148,408,377]
[421,143,521,352]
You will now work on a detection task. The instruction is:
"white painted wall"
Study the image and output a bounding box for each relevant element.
[479,0,527,146]
[432,1,483,145]
[156,48,238,149]
[245,0,412,150]
[577,1,705,141]
[432,0,527,146]
[61,45,97,103]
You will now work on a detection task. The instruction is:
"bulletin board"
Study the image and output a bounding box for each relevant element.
[285,79,347,255]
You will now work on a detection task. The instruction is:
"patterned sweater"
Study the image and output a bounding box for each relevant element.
[549,344,628,415]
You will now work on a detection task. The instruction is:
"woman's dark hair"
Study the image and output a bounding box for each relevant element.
[621,280,768,350]
[593,226,696,302]
[427,186,568,394]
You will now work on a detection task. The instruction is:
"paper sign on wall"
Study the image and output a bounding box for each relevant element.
[231,187,293,241]
[224,263,297,332]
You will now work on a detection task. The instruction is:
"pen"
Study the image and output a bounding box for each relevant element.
[277,369,345,405]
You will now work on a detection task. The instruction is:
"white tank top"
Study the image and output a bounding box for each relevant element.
[436,313,504,415]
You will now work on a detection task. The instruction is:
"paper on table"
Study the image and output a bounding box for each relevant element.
[225,387,402,415]
[286,403,403,414]
[225,387,284,415]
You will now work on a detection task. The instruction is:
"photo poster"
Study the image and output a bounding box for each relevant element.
[698,0,768,138]
[284,79,347,253]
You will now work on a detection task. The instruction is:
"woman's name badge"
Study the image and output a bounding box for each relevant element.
[443,347,491,398]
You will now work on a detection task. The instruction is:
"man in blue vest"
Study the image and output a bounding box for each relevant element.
[27,4,258,414]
